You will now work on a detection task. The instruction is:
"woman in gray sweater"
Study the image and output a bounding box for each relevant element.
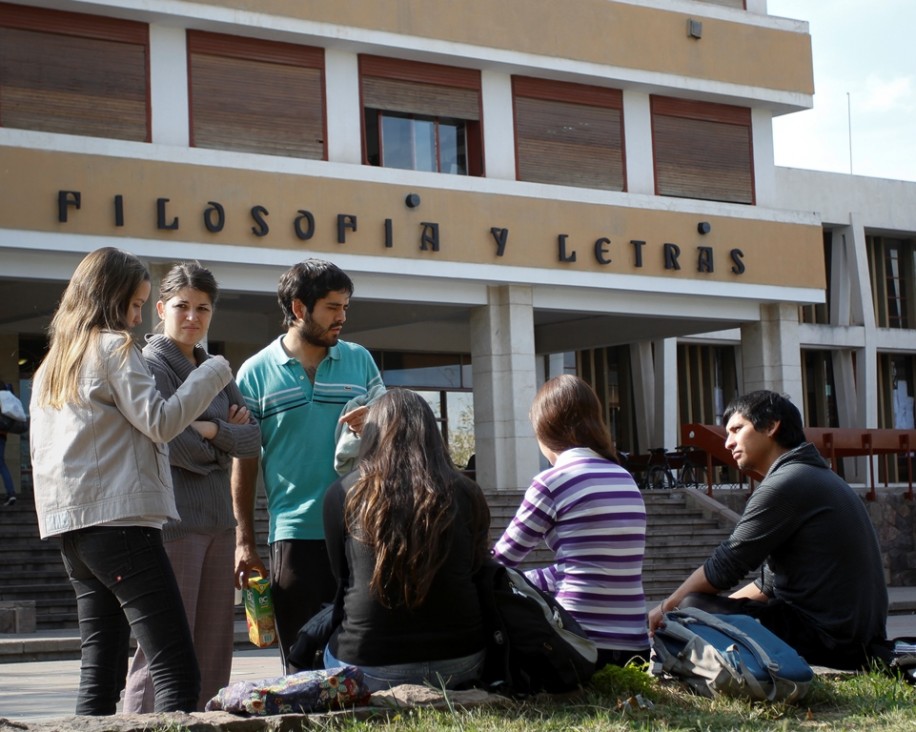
[124,263,260,712]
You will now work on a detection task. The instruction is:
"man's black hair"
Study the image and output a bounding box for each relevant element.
[277,259,354,328]
[722,390,806,449]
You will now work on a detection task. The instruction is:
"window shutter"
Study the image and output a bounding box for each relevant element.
[652,96,754,204]
[0,5,148,141]
[360,55,481,120]
[513,77,624,190]
[188,31,325,159]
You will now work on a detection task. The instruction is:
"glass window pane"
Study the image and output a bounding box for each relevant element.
[380,115,415,170]
[439,121,467,175]
[413,118,436,172]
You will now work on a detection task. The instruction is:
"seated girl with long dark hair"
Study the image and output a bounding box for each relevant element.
[322,388,490,691]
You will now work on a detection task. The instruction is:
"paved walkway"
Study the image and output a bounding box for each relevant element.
[0,646,283,722]
[1,590,914,723]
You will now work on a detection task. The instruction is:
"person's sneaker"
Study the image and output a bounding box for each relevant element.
[2,496,15,506]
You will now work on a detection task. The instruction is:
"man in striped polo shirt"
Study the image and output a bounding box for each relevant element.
[648,390,887,670]
[232,259,384,669]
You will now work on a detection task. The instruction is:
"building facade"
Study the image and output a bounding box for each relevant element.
[1,0,914,493]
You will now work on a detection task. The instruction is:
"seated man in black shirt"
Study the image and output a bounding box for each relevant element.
[648,390,888,670]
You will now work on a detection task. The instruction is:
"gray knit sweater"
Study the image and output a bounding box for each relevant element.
[142,334,261,541]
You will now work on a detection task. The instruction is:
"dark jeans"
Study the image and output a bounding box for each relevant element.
[61,526,200,715]
[679,592,871,670]
[270,539,336,672]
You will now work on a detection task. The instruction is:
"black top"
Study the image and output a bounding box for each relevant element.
[324,470,490,665]
[705,442,888,647]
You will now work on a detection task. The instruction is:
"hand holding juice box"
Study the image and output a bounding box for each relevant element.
[243,575,277,648]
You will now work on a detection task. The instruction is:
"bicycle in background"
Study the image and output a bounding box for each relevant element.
[638,446,708,490]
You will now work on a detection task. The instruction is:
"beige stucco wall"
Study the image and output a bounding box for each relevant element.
[212,0,813,96]
[2,148,825,289]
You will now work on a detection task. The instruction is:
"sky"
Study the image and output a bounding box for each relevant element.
[767,0,916,182]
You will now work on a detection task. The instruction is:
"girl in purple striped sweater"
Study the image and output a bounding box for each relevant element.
[493,375,650,667]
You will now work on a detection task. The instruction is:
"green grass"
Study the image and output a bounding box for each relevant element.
[315,665,916,732]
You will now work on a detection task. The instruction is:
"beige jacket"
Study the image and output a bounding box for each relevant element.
[30,332,232,538]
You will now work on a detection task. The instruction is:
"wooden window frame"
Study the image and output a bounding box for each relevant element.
[651,95,755,205]
[187,30,327,159]
[359,55,483,176]
[512,76,625,191]
[0,2,150,141]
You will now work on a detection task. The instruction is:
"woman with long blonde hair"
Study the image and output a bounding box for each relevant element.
[30,248,233,715]
[322,388,490,691]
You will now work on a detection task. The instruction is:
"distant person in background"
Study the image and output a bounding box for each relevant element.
[0,382,27,506]
[493,374,650,668]
[322,389,490,691]
[123,263,260,712]
[29,247,233,715]
[1,385,16,506]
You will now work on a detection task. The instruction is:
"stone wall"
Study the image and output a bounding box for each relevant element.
[709,487,916,586]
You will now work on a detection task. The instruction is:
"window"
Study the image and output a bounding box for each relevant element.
[360,55,482,176]
[651,96,754,204]
[799,230,833,325]
[371,351,474,466]
[188,32,325,159]
[877,353,915,483]
[677,344,739,427]
[577,346,637,454]
[0,2,148,141]
[801,350,839,428]
[868,236,916,329]
[513,76,624,190]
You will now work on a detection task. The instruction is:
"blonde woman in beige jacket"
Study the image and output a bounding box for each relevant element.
[30,248,233,716]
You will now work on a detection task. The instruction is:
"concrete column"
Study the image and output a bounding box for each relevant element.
[469,285,539,491]
[751,108,776,207]
[629,340,654,452]
[481,70,516,180]
[740,302,803,410]
[622,90,654,195]
[149,25,190,147]
[654,337,679,449]
[325,49,362,165]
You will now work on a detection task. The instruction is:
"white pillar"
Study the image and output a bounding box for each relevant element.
[655,337,679,449]
[751,107,776,207]
[325,49,362,165]
[149,25,190,146]
[630,340,655,452]
[740,302,803,410]
[481,70,516,180]
[622,90,654,195]
[470,285,540,491]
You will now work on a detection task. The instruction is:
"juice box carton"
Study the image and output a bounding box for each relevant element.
[243,575,277,648]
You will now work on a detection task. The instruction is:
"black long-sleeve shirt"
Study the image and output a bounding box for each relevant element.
[323,470,490,665]
[704,443,887,647]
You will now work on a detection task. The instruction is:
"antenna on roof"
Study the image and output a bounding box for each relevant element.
[847,91,854,175]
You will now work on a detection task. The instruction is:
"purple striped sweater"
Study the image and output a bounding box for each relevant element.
[493,447,650,652]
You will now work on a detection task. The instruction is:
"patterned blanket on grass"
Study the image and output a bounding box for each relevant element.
[205,665,370,715]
